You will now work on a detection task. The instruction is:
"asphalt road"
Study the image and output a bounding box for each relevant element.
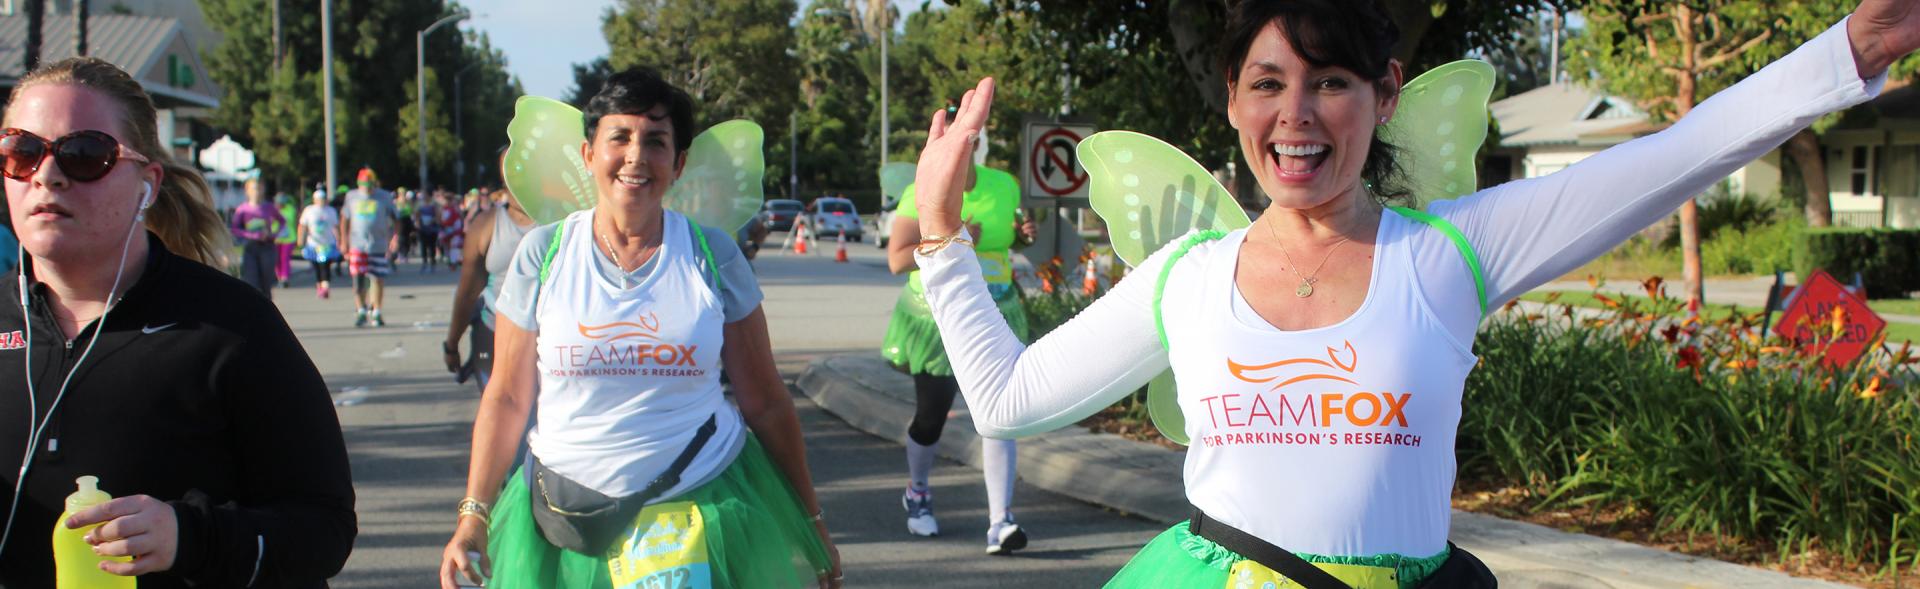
[279,232,1156,588]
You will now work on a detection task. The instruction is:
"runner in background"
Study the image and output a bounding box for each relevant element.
[228,177,283,298]
[339,167,398,327]
[439,190,465,273]
[298,186,341,299]
[273,191,298,287]
[415,188,442,273]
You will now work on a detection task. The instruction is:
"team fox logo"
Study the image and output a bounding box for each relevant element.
[1206,340,1412,429]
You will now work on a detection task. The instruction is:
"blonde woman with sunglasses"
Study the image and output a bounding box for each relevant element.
[0,57,356,587]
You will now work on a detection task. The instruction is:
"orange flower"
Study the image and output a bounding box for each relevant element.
[1641,276,1665,301]
[1593,293,1621,309]
[1675,346,1702,370]
[1587,274,1600,289]
[1858,376,1883,399]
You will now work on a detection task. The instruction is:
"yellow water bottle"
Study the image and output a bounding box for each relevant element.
[52,476,135,589]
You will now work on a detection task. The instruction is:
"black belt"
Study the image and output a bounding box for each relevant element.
[1190,507,1352,589]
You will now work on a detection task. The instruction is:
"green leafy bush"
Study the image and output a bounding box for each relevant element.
[1703,215,1803,275]
[1795,228,1920,298]
[1461,297,1919,574]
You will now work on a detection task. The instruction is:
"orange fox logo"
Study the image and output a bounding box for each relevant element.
[1228,340,1358,389]
[578,312,663,343]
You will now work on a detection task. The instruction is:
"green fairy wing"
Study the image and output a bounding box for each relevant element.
[1079,131,1250,267]
[502,96,593,225]
[503,95,766,231]
[1079,131,1252,446]
[1380,60,1496,208]
[879,162,916,204]
[663,120,765,232]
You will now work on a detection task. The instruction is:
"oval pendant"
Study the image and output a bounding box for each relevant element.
[1295,281,1314,298]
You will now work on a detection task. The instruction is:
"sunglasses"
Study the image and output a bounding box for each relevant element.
[0,128,150,182]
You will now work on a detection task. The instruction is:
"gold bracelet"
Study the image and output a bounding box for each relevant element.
[915,234,974,256]
[457,497,491,526]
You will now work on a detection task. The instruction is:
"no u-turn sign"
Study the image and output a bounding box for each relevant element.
[1021,120,1097,203]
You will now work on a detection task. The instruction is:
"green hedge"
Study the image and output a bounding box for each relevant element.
[1795,228,1920,298]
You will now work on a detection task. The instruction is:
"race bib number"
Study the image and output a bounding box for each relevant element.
[1225,559,1397,589]
[607,501,711,589]
[978,250,1012,285]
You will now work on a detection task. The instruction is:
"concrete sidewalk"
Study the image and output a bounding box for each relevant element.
[798,354,1860,589]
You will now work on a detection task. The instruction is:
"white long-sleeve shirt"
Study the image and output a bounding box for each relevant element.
[914,18,1883,558]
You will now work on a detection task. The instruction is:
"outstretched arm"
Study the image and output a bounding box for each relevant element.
[1436,15,1897,307]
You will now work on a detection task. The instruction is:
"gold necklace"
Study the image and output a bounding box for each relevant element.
[598,232,643,274]
[1264,220,1352,298]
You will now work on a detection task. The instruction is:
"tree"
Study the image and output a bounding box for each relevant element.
[564,57,613,109]
[602,0,800,193]
[398,67,460,173]
[1564,1,1902,306]
[198,0,519,193]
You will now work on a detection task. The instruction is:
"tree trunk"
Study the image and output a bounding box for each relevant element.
[1783,128,1833,227]
[1674,7,1705,310]
[1167,0,1229,114]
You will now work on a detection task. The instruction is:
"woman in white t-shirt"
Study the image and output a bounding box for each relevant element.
[438,68,839,589]
[296,188,340,299]
[906,1,1920,587]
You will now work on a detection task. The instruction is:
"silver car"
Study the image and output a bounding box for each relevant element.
[810,197,862,240]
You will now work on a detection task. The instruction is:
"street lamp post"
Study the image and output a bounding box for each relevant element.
[453,60,482,192]
[322,0,336,201]
[417,11,470,193]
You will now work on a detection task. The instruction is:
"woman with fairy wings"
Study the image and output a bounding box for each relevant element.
[907,0,1920,587]
[438,68,840,589]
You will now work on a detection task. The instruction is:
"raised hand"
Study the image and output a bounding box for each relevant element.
[1849,0,1920,78]
[914,78,995,240]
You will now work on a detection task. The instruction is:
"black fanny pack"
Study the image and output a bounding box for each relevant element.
[528,414,718,555]
[1188,507,1498,589]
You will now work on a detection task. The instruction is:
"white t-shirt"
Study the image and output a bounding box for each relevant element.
[506,209,748,499]
[911,18,1882,558]
[299,204,340,250]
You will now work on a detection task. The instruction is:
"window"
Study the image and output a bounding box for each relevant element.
[1851,145,1877,196]
[820,201,853,214]
[1885,146,1918,199]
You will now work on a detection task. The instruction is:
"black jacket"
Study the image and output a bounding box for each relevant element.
[0,235,356,587]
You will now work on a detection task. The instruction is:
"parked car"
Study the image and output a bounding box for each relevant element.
[872,196,898,248]
[763,199,803,231]
[810,196,862,240]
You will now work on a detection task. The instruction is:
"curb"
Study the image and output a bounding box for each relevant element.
[797,353,1859,589]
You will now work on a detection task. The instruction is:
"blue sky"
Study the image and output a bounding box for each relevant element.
[463,0,927,100]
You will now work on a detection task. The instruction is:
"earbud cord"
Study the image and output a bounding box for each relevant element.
[0,194,145,559]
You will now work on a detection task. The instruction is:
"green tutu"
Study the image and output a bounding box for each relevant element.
[1106,523,1449,589]
[881,279,1029,376]
[487,435,830,588]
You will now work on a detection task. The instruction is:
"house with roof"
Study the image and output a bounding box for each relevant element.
[1488,81,1918,230]
[1812,83,1920,229]
[0,9,219,166]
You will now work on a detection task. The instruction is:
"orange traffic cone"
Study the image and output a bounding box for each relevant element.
[1083,258,1099,295]
[835,231,849,263]
[795,229,810,255]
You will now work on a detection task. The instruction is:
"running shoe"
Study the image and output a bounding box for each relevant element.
[354,309,367,328]
[318,284,329,299]
[986,518,1027,555]
[371,311,386,327]
[902,488,938,537]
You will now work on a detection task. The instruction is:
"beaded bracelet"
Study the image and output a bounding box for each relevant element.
[456,497,491,526]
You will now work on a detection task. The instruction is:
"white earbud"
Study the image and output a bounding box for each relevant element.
[139,181,154,209]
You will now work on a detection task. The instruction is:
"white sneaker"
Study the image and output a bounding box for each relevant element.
[902,488,939,537]
[986,518,1027,555]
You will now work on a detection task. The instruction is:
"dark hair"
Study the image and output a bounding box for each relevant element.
[583,67,695,153]
[1220,0,1408,201]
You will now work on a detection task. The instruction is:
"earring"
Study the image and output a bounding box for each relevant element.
[1378,116,1389,125]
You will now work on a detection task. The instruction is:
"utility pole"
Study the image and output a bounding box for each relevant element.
[73,0,87,57]
[877,6,888,170]
[322,0,337,201]
[272,0,282,65]
[24,0,43,73]
[790,111,798,197]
